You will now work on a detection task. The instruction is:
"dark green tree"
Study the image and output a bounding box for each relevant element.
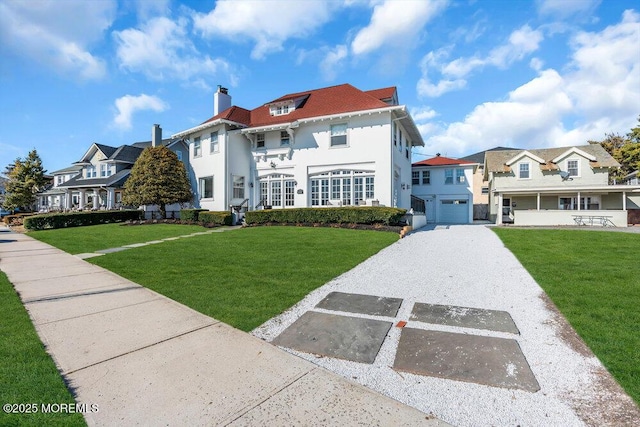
[123,146,192,218]
[3,149,47,211]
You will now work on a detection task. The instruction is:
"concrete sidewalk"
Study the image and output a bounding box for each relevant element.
[0,226,447,426]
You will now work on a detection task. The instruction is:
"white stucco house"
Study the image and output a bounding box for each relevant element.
[411,155,476,224]
[484,144,640,226]
[172,84,424,212]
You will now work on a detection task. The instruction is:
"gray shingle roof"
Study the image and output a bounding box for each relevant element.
[485,144,619,173]
[58,169,131,188]
[460,147,520,165]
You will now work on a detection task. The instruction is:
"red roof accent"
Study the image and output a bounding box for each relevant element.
[201,106,251,126]
[412,156,475,166]
[249,84,389,128]
[199,84,393,129]
[365,87,396,102]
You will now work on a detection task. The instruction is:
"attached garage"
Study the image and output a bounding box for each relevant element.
[439,199,470,224]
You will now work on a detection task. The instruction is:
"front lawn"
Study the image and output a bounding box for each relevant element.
[0,272,86,426]
[34,225,398,332]
[28,223,206,254]
[493,228,639,404]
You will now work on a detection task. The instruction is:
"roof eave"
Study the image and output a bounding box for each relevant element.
[172,119,247,139]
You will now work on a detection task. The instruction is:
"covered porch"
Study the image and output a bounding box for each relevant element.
[494,185,640,227]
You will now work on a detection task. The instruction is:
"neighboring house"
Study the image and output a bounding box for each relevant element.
[622,170,639,185]
[38,125,193,215]
[172,84,423,212]
[37,165,82,211]
[460,147,519,220]
[484,144,640,226]
[411,155,475,224]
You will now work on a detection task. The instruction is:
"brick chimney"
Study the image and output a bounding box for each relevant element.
[214,85,231,116]
[152,124,162,147]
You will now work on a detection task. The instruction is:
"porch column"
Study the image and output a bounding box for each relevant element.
[623,191,627,210]
[93,189,99,209]
[66,191,72,210]
[47,195,53,210]
[107,188,115,209]
[577,191,581,211]
[497,192,503,225]
[78,189,86,209]
[536,193,540,210]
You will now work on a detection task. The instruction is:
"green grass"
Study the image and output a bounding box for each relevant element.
[493,228,640,403]
[0,272,86,427]
[86,226,398,331]
[28,223,207,254]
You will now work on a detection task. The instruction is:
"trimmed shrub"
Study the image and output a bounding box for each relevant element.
[180,208,207,222]
[245,207,406,226]
[24,210,143,231]
[198,211,233,226]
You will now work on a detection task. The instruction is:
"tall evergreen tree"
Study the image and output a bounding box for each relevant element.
[123,146,192,218]
[3,149,47,211]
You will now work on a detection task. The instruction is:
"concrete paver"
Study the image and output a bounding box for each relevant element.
[0,226,447,426]
[393,328,540,392]
[315,291,403,317]
[273,311,392,364]
[411,302,520,334]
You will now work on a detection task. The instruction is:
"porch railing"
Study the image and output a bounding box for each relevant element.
[410,195,425,214]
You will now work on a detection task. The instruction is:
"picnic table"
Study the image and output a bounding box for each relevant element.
[572,214,615,227]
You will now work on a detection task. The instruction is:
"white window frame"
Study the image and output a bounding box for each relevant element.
[412,171,420,185]
[444,168,453,185]
[518,162,530,179]
[422,170,430,185]
[198,176,213,199]
[258,174,295,207]
[330,123,348,147]
[567,159,579,177]
[193,137,202,158]
[310,170,374,206]
[232,175,245,199]
[280,130,290,146]
[210,131,219,153]
[85,165,96,178]
[256,133,265,149]
[456,169,465,184]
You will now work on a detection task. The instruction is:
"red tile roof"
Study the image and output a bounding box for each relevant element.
[413,156,476,166]
[199,84,392,128]
[202,106,251,126]
[364,87,396,102]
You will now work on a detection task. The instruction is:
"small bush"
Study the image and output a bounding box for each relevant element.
[199,211,233,226]
[245,207,406,226]
[180,209,207,222]
[3,213,36,226]
[24,210,143,231]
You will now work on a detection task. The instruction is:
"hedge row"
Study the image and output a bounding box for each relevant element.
[245,207,406,226]
[180,209,207,222]
[199,211,233,226]
[24,210,143,231]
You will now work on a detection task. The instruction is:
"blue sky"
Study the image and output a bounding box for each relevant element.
[1,0,638,173]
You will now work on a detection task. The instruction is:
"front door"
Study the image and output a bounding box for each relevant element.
[425,197,436,223]
[502,198,512,223]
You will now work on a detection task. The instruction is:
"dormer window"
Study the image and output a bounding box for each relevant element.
[567,159,579,177]
[270,101,295,116]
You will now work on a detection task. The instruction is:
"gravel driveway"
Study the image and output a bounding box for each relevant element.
[254,225,638,426]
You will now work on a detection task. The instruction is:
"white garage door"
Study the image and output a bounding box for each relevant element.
[439,199,469,224]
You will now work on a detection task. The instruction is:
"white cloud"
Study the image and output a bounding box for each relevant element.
[193,0,333,60]
[0,0,115,80]
[537,0,601,18]
[351,0,447,56]
[420,10,640,157]
[319,45,348,81]
[114,17,234,88]
[133,0,170,20]
[411,107,439,122]
[418,25,544,98]
[113,94,169,131]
